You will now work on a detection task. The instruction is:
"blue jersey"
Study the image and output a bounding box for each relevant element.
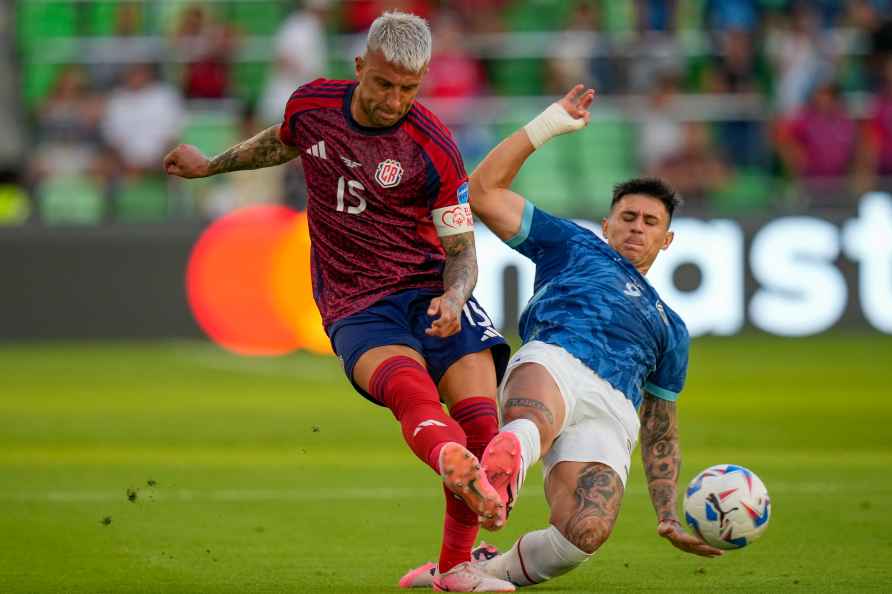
[506,201,689,409]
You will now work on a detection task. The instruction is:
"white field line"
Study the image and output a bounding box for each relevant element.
[0,482,879,503]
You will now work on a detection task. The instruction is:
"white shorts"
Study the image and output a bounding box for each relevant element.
[499,341,641,486]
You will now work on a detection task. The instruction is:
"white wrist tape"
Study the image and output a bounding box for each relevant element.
[523,102,587,149]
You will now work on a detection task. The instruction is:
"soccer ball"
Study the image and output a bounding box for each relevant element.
[683,464,771,549]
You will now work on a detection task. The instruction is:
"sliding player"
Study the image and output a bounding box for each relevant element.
[401,86,722,589]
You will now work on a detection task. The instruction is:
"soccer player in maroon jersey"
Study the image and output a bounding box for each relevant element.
[164,11,514,592]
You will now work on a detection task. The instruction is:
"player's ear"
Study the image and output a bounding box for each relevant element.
[601,217,609,237]
[354,55,365,78]
[662,230,674,250]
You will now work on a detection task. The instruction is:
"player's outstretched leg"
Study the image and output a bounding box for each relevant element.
[478,462,622,586]
[436,396,501,574]
[368,355,469,473]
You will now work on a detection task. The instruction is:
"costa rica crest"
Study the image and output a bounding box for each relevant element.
[375,159,403,188]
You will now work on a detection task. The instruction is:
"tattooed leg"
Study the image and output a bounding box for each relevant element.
[476,460,619,586]
[547,461,624,554]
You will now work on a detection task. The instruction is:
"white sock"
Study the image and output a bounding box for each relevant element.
[501,418,540,488]
[481,525,590,586]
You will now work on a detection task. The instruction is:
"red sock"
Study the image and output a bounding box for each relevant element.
[439,487,480,573]
[369,356,466,473]
[437,397,500,573]
[449,397,500,460]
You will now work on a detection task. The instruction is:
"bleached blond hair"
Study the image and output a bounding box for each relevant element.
[364,11,431,73]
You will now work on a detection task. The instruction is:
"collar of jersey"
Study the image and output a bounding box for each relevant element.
[342,82,412,136]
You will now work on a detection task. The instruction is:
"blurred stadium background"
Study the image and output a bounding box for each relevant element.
[2,1,892,593]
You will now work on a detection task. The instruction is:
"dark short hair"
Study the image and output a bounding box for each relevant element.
[610,177,682,222]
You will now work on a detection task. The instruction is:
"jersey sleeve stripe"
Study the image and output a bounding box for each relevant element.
[296,84,351,94]
[412,102,455,137]
[288,84,350,103]
[407,114,464,178]
[644,382,679,401]
[505,200,535,248]
[291,91,345,99]
[409,110,464,173]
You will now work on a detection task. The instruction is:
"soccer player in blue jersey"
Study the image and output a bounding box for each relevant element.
[400,86,724,589]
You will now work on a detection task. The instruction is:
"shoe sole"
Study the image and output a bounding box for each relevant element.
[480,432,521,531]
[440,443,504,528]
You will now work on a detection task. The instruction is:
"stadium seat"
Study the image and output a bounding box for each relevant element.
[39,174,105,225]
[600,0,636,32]
[503,0,572,31]
[115,176,169,223]
[22,62,64,108]
[489,59,544,97]
[84,1,120,36]
[228,1,286,35]
[17,1,77,50]
[711,168,775,214]
[232,62,268,103]
[181,111,239,158]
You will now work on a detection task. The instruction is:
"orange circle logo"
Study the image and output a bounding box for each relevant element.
[186,205,332,356]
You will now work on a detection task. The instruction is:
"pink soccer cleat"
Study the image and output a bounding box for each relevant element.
[399,562,436,589]
[439,442,504,528]
[398,543,501,589]
[433,561,515,592]
[480,432,523,531]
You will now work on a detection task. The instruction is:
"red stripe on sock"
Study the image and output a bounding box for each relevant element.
[449,397,499,460]
[516,534,537,585]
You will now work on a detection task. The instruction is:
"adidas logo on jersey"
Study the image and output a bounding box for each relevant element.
[306,140,327,159]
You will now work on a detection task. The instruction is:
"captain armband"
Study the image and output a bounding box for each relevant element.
[432,203,475,237]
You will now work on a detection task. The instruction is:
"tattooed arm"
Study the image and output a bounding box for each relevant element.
[426,231,477,338]
[163,125,301,179]
[639,393,723,557]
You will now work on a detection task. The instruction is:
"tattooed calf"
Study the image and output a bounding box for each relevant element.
[562,463,624,553]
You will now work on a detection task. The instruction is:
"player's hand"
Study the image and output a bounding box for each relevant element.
[557,84,595,126]
[658,519,724,558]
[163,144,211,178]
[426,291,463,338]
[524,84,595,148]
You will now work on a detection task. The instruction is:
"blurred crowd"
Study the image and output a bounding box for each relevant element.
[7,0,892,225]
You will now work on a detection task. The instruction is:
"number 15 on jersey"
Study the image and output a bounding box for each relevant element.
[337,176,366,215]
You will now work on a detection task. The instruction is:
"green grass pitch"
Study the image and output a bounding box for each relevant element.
[1,335,891,593]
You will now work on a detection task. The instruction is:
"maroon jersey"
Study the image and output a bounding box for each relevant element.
[279,78,474,327]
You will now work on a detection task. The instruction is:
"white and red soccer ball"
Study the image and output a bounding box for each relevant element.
[683,464,771,550]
